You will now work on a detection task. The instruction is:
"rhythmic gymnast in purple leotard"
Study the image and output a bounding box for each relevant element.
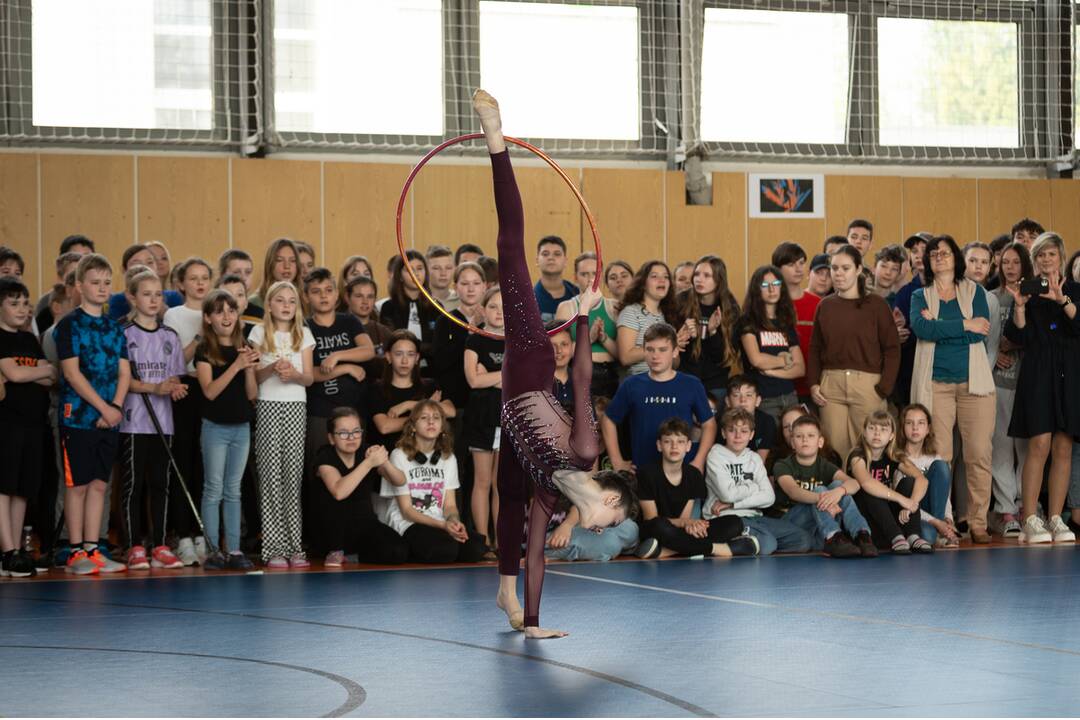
[473,90,637,639]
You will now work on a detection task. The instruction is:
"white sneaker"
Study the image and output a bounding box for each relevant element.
[176,537,199,566]
[1047,515,1076,543]
[194,536,208,564]
[1019,515,1052,544]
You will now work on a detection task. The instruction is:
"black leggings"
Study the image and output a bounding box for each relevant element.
[169,378,204,537]
[640,515,744,556]
[120,433,172,548]
[403,523,486,564]
[854,476,923,548]
[306,486,407,564]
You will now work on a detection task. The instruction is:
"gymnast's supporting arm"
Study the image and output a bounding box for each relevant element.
[569,304,600,466]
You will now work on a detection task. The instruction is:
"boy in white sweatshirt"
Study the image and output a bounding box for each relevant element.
[704,408,812,556]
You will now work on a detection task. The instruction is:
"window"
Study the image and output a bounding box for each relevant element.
[700,9,849,145]
[32,0,212,130]
[273,0,442,136]
[878,18,1020,148]
[479,2,639,140]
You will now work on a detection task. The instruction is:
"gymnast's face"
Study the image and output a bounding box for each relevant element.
[578,494,627,533]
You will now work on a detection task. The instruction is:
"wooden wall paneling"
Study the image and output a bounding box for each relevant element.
[901,177,978,246]
[41,154,135,278]
[977,179,1052,244]
[1048,180,1080,255]
[580,167,664,275]
[324,162,412,283]
[137,156,229,267]
[825,175,904,252]
[747,217,826,285]
[0,154,41,296]
[516,164,583,272]
[231,157,321,288]
[412,163,497,255]
[664,171,748,292]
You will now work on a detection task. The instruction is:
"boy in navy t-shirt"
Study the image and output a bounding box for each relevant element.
[55,254,130,575]
[601,323,715,472]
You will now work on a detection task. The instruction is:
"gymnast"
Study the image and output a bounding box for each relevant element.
[472,89,637,639]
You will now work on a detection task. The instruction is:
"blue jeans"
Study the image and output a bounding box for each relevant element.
[743,515,812,556]
[545,519,639,561]
[200,419,250,553]
[918,460,951,543]
[784,480,870,550]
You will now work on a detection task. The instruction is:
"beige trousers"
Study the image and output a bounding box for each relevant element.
[819,369,886,462]
[931,381,996,533]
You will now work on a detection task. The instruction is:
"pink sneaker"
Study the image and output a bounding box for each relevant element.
[324,550,345,568]
[150,545,183,569]
[289,554,310,569]
[127,545,150,570]
[266,556,288,569]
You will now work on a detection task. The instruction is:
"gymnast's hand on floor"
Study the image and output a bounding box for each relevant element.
[525,626,569,639]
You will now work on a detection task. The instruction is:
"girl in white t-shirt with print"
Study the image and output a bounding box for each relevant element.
[249,281,315,568]
[379,399,485,563]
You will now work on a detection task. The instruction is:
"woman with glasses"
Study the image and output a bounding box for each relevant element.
[736,265,805,422]
[807,245,900,461]
[909,235,996,544]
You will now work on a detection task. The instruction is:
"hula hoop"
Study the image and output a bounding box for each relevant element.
[395,133,602,340]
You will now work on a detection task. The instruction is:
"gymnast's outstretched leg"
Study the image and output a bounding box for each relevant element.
[475,89,571,639]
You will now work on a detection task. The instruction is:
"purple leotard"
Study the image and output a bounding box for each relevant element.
[490,149,599,628]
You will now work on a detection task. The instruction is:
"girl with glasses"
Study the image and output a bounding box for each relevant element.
[736,265,805,422]
[311,407,407,568]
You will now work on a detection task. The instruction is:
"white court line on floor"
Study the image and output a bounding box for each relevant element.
[547,569,1080,658]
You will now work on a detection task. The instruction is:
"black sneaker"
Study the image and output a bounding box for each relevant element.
[3,550,35,578]
[729,535,760,557]
[226,553,255,571]
[824,533,861,558]
[635,537,662,559]
[203,552,228,571]
[854,532,879,558]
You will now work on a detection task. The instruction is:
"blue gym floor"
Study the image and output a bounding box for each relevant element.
[2,546,1079,717]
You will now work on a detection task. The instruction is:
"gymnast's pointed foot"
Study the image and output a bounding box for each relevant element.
[472,88,505,154]
[496,583,525,631]
[525,626,569,639]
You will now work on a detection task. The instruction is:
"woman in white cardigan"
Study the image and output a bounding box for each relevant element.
[909,235,997,544]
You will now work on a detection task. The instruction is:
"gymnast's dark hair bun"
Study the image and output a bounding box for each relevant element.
[594,469,640,521]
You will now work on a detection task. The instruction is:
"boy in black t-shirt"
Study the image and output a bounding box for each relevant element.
[635,418,758,559]
[0,278,55,577]
[724,375,778,462]
[304,269,377,546]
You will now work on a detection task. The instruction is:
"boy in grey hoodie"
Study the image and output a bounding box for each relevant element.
[704,408,811,555]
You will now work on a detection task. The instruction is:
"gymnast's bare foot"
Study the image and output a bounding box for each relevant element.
[525,626,569,639]
[496,586,525,632]
[472,88,505,154]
